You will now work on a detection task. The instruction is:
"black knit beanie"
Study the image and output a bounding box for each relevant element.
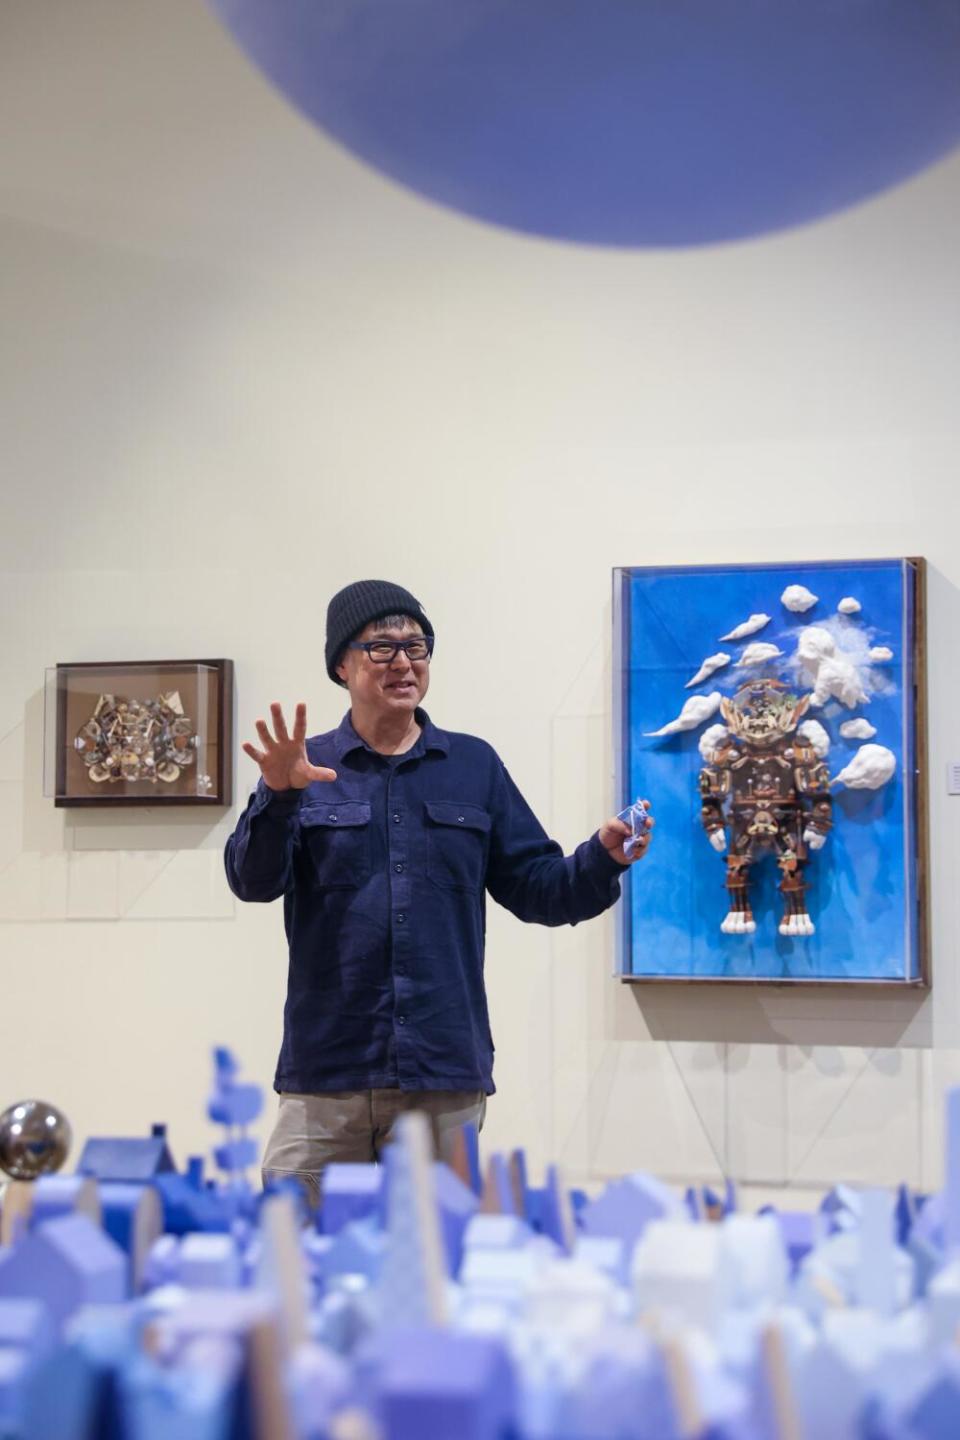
[325,580,434,686]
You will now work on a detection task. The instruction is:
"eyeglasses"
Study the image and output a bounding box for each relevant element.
[347,636,435,664]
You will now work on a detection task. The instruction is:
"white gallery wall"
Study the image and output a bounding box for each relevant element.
[1,0,959,1195]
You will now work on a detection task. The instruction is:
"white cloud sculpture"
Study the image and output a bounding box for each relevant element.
[797,719,830,758]
[796,626,868,709]
[781,584,818,613]
[698,723,730,762]
[834,744,896,790]
[796,626,835,663]
[869,646,894,662]
[719,613,771,642]
[838,597,862,615]
[645,691,722,738]
[684,652,731,689]
[840,718,877,740]
[740,641,784,666]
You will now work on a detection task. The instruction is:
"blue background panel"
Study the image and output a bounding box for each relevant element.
[617,559,920,982]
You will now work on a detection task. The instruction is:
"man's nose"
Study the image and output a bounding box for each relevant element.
[389,647,413,669]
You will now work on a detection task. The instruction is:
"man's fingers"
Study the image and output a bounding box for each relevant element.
[292,702,308,744]
[270,702,290,743]
[609,818,631,836]
[306,764,338,783]
[255,719,277,750]
[242,741,267,765]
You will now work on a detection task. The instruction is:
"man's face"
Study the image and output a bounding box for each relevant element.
[336,617,431,716]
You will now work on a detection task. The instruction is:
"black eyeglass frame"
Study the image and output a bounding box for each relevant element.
[346,636,435,664]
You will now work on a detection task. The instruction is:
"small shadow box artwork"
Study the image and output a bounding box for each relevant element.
[44,660,233,807]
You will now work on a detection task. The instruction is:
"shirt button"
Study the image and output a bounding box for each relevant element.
[328,813,338,822]
[398,1015,406,1025]
[397,913,406,924]
[458,814,465,822]
[393,813,401,824]
[394,862,403,873]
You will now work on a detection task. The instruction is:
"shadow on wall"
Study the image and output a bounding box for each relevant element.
[0,688,235,924]
[24,688,230,853]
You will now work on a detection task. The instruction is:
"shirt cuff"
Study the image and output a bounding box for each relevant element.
[587,832,630,875]
[253,781,306,817]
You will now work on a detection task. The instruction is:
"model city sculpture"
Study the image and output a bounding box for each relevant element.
[644,584,900,940]
[0,1046,959,1438]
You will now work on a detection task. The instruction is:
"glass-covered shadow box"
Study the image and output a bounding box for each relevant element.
[44,660,233,807]
[614,558,929,987]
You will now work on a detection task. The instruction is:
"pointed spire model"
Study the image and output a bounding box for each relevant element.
[858,1188,897,1315]
[946,1088,960,1255]
[255,1192,310,1353]
[378,1112,449,1329]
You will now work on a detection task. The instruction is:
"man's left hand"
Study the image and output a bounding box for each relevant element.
[598,805,655,866]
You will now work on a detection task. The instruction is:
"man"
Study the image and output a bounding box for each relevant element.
[224,579,653,1206]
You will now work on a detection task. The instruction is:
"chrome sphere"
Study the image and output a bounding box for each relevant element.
[0,1099,72,1181]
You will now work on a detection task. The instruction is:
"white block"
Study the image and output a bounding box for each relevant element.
[632,1220,722,1331]
[178,1233,241,1290]
[719,1215,789,1311]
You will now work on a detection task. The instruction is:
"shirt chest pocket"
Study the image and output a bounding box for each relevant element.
[300,802,372,889]
[425,801,491,892]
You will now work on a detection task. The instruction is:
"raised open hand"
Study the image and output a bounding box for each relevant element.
[242,702,337,792]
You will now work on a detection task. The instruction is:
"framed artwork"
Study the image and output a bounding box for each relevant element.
[44,659,234,808]
[614,559,928,985]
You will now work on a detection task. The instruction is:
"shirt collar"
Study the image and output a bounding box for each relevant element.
[333,708,450,761]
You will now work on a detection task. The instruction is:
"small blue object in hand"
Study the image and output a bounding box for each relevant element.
[618,798,651,860]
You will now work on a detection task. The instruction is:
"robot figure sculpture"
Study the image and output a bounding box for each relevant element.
[698,678,832,937]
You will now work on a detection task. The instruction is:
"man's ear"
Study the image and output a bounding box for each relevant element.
[335,657,349,685]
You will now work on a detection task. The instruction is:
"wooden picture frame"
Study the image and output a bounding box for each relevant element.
[614,559,928,987]
[45,659,234,808]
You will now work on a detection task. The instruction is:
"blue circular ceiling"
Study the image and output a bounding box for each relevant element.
[208,0,960,246]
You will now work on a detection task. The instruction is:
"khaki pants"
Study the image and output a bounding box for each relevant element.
[261,1088,486,1209]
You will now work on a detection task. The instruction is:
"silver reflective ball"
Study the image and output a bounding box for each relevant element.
[0,1099,72,1180]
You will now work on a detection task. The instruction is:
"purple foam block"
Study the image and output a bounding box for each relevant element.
[0,1216,126,1332]
[433,1163,480,1277]
[907,1362,960,1440]
[0,1297,53,1355]
[320,1164,384,1235]
[580,1173,682,1249]
[946,1087,960,1255]
[30,1176,96,1228]
[377,1328,516,1440]
[534,1165,573,1253]
[318,1221,387,1283]
[460,1123,483,1197]
[486,1155,516,1217]
[99,1183,156,1292]
[508,1150,530,1220]
[208,1083,263,1129]
[78,1128,175,1183]
[764,1210,815,1272]
[212,1137,259,1172]
[19,1341,101,1440]
[151,1175,232,1236]
[0,1299,54,1432]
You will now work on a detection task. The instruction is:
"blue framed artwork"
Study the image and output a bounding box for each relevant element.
[614,559,928,986]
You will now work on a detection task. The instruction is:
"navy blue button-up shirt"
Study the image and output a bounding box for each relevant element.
[224,710,625,1096]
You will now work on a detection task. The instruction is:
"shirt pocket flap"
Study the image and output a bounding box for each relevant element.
[425,801,491,834]
[301,801,372,830]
